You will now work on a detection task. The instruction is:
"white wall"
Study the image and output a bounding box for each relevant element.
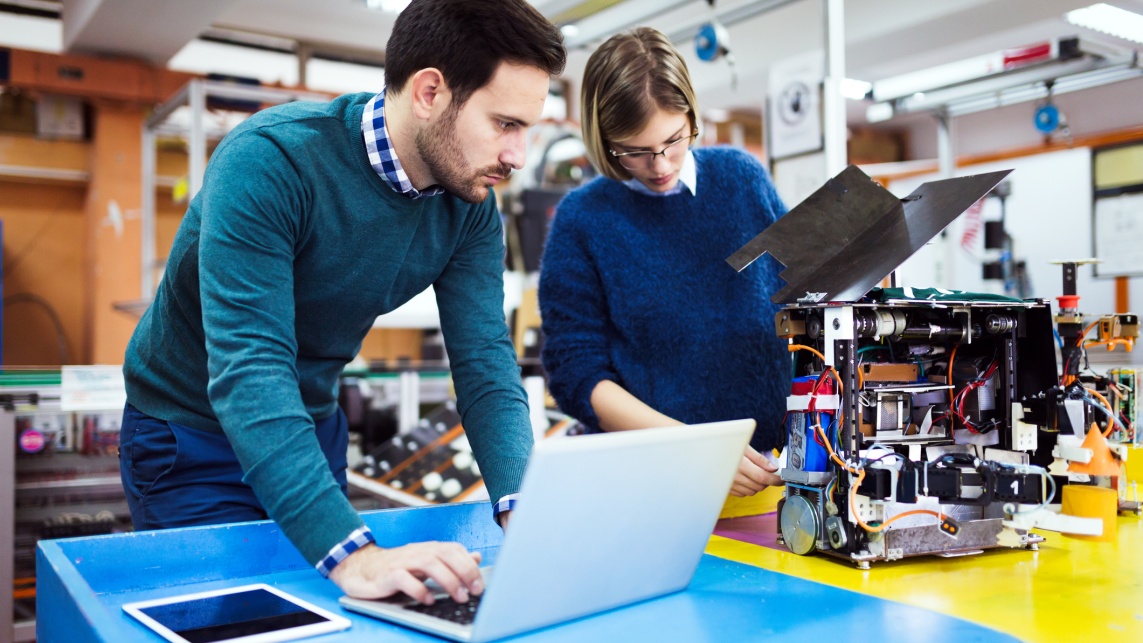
[891,146,1140,320]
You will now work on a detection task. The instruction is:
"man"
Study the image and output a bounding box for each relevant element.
[119,0,564,606]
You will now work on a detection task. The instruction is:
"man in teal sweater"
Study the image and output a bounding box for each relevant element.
[119,0,564,605]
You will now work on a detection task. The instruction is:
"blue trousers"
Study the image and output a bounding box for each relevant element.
[119,403,349,530]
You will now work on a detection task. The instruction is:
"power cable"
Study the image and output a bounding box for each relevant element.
[2,293,69,364]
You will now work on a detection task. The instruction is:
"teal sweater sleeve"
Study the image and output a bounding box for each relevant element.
[198,130,364,564]
[435,193,533,503]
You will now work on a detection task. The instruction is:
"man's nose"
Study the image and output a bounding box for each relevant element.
[501,132,526,170]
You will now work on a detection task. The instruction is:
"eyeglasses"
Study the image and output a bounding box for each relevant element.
[608,132,698,170]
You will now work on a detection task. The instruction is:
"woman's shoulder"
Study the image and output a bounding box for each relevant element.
[694,147,774,192]
[555,176,622,218]
[694,145,765,172]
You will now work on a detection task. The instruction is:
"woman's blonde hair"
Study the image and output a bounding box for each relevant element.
[580,27,700,182]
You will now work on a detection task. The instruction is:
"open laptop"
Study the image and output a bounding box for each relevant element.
[340,419,755,642]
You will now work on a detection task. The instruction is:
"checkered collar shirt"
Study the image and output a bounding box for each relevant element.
[361,89,444,199]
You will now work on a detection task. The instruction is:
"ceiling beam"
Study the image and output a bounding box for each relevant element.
[61,0,234,65]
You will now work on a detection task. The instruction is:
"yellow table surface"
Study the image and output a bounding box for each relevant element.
[707,451,1143,643]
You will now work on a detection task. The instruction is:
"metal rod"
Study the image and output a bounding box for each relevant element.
[665,0,800,45]
[141,126,157,298]
[822,0,847,175]
[143,82,190,130]
[1,411,16,642]
[188,79,207,201]
[398,371,420,435]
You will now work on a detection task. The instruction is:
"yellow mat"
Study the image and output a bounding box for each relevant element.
[707,508,1143,643]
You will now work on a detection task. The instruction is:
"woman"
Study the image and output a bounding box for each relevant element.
[538,27,791,497]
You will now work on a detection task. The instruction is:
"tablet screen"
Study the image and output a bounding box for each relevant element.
[132,587,336,643]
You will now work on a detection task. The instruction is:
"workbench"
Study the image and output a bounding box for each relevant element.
[38,500,1024,642]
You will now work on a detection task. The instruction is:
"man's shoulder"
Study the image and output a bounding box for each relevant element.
[228,93,371,140]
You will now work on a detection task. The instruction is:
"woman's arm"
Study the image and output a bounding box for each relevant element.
[589,380,683,432]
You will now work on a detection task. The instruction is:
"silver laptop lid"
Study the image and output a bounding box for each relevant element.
[471,419,754,642]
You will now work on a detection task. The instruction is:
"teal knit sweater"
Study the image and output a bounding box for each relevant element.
[124,93,531,566]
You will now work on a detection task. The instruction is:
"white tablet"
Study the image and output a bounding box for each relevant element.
[122,583,351,643]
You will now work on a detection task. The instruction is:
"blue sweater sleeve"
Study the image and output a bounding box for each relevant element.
[538,196,617,429]
[434,195,532,504]
[197,131,364,566]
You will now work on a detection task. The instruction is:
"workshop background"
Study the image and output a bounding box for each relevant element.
[2,1,1142,642]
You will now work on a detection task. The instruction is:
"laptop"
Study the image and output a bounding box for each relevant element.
[340,419,755,642]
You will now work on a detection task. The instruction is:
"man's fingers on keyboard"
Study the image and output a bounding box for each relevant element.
[417,558,468,603]
[436,544,483,596]
[391,569,433,605]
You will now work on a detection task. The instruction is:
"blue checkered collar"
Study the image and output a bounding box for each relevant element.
[361,89,444,199]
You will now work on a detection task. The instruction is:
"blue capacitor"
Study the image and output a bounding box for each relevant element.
[788,375,832,473]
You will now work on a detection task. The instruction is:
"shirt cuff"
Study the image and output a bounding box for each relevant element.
[316,526,375,577]
[493,493,519,522]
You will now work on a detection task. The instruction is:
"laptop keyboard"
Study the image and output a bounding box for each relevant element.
[405,593,482,625]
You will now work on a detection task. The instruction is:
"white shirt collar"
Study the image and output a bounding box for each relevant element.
[622,149,697,197]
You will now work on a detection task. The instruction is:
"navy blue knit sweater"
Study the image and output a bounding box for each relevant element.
[539,147,791,450]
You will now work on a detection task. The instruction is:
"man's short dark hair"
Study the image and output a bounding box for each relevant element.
[385,0,566,107]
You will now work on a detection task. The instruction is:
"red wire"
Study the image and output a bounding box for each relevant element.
[950,360,998,434]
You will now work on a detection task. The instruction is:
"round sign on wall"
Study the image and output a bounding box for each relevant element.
[18,428,47,454]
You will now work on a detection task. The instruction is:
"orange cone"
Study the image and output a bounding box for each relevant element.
[1068,423,1120,477]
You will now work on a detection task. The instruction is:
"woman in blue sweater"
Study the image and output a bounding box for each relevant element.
[539,28,791,496]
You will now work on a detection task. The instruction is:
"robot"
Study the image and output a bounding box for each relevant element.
[728,166,1137,566]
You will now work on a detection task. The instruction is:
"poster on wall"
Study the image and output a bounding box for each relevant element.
[772,151,827,208]
[767,51,823,161]
[1093,192,1143,278]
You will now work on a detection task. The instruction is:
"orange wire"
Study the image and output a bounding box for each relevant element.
[1083,339,1134,352]
[947,344,959,403]
[814,420,854,473]
[813,414,945,535]
[792,346,939,533]
[1078,321,1100,346]
[941,344,960,440]
[848,468,945,534]
[1087,388,1120,437]
[788,343,826,363]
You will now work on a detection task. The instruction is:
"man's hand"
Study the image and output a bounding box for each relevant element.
[497,510,512,530]
[730,446,782,497]
[328,542,483,604]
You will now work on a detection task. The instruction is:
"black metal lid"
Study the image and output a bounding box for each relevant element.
[727,165,1012,304]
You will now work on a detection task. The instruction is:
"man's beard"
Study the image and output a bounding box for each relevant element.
[415,108,512,204]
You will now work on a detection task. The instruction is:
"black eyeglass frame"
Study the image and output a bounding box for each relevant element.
[607,131,700,168]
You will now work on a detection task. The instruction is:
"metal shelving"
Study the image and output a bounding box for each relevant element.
[2,374,129,642]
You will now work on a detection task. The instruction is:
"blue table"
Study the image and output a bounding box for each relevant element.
[38,502,1016,642]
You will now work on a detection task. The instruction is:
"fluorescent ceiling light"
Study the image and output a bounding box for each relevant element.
[562,0,689,48]
[365,0,411,13]
[0,13,61,53]
[1066,3,1143,44]
[840,78,872,100]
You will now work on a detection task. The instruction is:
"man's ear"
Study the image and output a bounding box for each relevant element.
[409,68,451,121]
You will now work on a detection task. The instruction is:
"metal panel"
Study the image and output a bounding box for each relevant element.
[1,411,13,643]
[728,165,1012,304]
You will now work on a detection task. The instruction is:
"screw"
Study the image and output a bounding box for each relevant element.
[833,319,841,330]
